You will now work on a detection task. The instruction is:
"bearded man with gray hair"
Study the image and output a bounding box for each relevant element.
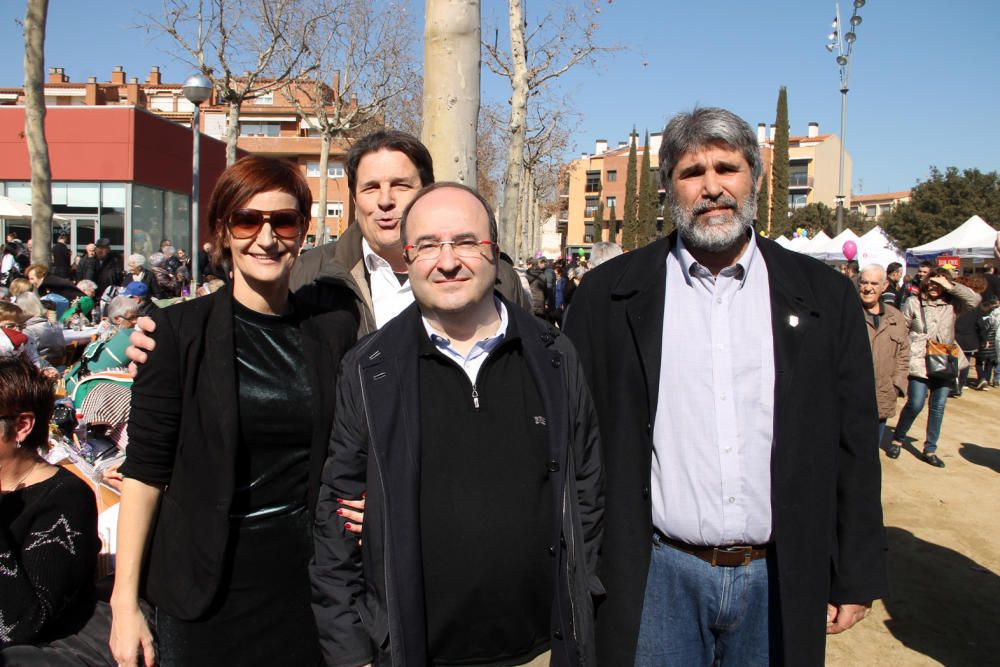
[564,106,887,665]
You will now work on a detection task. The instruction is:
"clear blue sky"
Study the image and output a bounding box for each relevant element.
[1,0,997,195]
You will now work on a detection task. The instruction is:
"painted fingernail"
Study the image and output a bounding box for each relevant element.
[361,491,367,499]
[344,522,353,529]
[336,509,344,516]
[336,498,344,503]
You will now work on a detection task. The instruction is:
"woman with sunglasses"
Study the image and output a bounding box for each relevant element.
[110,156,357,666]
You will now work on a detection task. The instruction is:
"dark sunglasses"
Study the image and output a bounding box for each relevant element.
[227,208,305,240]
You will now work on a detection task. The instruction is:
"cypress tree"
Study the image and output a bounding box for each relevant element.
[622,129,639,249]
[770,86,790,234]
[607,204,618,242]
[638,130,658,246]
[756,170,770,234]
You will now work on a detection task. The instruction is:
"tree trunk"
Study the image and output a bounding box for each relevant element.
[225,99,242,166]
[317,132,331,244]
[528,188,539,255]
[23,0,52,266]
[515,168,526,261]
[422,0,480,185]
[498,0,528,260]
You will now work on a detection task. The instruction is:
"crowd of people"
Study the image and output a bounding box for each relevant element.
[1,109,999,667]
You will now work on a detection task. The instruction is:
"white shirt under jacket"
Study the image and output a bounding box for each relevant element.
[651,231,776,547]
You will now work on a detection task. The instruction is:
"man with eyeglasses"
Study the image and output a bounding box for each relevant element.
[290,130,529,335]
[311,182,604,667]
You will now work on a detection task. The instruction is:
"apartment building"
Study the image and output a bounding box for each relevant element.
[757,121,853,222]
[561,133,663,248]
[850,191,912,220]
[0,65,357,240]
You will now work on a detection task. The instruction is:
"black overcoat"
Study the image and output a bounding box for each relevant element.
[564,232,889,665]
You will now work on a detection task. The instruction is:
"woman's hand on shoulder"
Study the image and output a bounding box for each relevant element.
[109,600,156,667]
[125,316,157,377]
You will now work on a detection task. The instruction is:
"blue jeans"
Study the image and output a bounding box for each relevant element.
[893,376,950,454]
[635,532,769,667]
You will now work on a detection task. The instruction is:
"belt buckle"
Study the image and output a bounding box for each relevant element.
[711,545,752,567]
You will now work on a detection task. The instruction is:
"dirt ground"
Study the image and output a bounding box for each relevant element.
[826,386,1000,666]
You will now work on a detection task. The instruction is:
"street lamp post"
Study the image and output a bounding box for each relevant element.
[181,73,213,296]
[826,0,865,236]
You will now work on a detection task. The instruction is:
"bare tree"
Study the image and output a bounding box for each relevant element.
[23,0,51,265]
[477,102,508,207]
[422,0,480,185]
[145,0,330,164]
[522,103,577,256]
[281,0,420,243]
[484,0,617,260]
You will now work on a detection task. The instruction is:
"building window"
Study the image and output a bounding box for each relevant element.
[312,202,344,218]
[606,196,617,209]
[255,92,274,105]
[585,171,601,193]
[850,206,860,215]
[789,165,810,188]
[865,205,877,218]
[584,197,599,217]
[881,203,894,216]
[306,161,345,178]
[606,170,617,182]
[239,121,280,137]
[788,193,807,211]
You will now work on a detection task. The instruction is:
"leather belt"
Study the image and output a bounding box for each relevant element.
[657,532,768,567]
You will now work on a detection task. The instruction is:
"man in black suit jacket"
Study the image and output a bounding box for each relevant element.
[50,233,73,279]
[565,107,887,665]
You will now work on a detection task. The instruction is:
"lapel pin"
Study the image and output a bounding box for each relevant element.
[788,315,799,328]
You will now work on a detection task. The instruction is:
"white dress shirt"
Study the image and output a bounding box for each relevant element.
[362,238,413,328]
[651,232,775,546]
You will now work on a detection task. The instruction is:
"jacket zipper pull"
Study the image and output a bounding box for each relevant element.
[471,384,480,410]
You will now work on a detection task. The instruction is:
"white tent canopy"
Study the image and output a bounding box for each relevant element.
[907,215,998,259]
[0,195,69,221]
[855,226,906,270]
[813,228,862,262]
[783,235,812,253]
[801,230,832,257]
[773,235,791,248]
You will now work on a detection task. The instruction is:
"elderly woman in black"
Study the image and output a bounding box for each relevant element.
[0,354,99,647]
[110,156,357,666]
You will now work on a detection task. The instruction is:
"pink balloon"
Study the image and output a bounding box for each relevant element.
[842,240,857,261]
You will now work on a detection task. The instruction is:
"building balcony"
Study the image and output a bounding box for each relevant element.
[236,135,326,156]
[788,174,813,189]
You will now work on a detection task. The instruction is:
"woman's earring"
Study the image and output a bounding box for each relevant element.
[15,438,23,449]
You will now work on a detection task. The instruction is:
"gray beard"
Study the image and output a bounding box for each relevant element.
[671,193,757,253]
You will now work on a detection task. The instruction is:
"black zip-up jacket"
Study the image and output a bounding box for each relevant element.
[311,297,605,667]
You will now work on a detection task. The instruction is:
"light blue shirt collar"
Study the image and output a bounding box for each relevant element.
[421,297,509,383]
